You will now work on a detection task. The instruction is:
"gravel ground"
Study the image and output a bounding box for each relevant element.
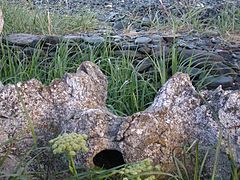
[11,0,240,22]
[7,0,240,33]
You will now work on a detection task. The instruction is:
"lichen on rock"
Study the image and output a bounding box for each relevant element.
[0,61,239,178]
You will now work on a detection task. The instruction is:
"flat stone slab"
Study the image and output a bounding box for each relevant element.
[135,37,152,44]
[3,33,43,47]
[83,36,105,45]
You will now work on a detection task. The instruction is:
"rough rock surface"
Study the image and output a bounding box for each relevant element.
[0,61,239,178]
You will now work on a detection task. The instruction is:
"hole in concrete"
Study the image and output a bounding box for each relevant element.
[93,149,125,169]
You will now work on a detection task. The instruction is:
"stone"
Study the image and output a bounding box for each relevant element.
[215,49,231,59]
[83,36,105,45]
[23,47,45,57]
[122,44,138,51]
[63,35,85,43]
[181,66,202,75]
[0,61,239,179]
[205,76,234,88]
[141,17,151,27]
[0,8,3,34]
[177,39,195,49]
[3,33,42,47]
[135,36,152,44]
[151,34,163,44]
[138,45,151,54]
[232,52,240,60]
[135,57,152,72]
[201,30,220,38]
[212,62,236,75]
[162,34,181,43]
[113,21,125,30]
[211,37,221,44]
[106,12,119,22]
[179,49,225,67]
[38,35,63,46]
[114,50,145,59]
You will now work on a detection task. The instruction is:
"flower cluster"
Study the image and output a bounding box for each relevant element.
[49,132,89,157]
[119,159,161,180]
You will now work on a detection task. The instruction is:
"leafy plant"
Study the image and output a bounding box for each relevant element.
[49,133,89,179]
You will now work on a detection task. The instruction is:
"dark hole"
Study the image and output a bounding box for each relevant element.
[93,149,125,169]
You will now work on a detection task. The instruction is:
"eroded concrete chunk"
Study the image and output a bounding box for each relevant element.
[0,61,239,178]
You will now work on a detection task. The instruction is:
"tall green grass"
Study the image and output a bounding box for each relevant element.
[1,1,98,35]
[149,2,240,35]
[0,40,222,116]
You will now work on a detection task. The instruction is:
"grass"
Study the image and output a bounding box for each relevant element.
[0,0,240,179]
[1,1,99,35]
[147,1,240,36]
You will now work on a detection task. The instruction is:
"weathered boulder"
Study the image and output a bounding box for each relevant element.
[0,61,239,178]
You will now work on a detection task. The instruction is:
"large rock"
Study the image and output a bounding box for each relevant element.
[0,61,239,178]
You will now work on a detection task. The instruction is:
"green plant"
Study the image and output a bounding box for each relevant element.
[211,3,240,34]
[1,1,98,35]
[49,133,89,179]
[150,2,240,35]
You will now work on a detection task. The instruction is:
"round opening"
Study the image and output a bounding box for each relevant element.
[93,149,125,169]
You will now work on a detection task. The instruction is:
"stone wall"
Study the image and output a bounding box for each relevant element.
[1,32,240,89]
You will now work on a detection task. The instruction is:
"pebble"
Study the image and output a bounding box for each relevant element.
[3,33,42,47]
[206,76,234,88]
[83,36,105,45]
[135,37,152,44]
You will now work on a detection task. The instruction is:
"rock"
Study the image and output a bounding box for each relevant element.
[141,17,151,27]
[135,36,152,44]
[83,36,105,45]
[0,61,239,179]
[179,49,225,67]
[135,57,152,72]
[114,50,145,59]
[177,39,195,49]
[180,66,202,76]
[151,34,163,44]
[106,12,119,22]
[137,45,151,54]
[0,155,19,174]
[38,35,63,46]
[63,35,85,43]
[23,47,45,57]
[122,44,138,51]
[3,33,42,47]
[1,31,239,92]
[212,62,236,75]
[211,37,221,44]
[201,30,220,38]
[215,49,231,59]
[162,34,181,43]
[113,21,125,30]
[232,52,240,60]
[205,76,234,88]
[0,8,3,34]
